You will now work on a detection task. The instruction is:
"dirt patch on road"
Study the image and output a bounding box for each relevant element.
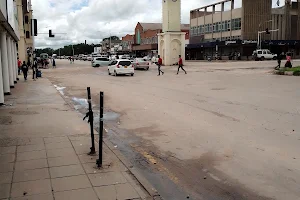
[0,116,13,125]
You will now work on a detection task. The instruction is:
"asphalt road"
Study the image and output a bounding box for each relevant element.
[45,59,300,200]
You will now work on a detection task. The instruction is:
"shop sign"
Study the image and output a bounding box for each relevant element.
[225,41,237,45]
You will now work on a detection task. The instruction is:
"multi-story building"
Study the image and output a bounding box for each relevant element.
[187,0,300,60]
[0,0,21,105]
[17,0,34,63]
[121,34,134,53]
[131,22,189,57]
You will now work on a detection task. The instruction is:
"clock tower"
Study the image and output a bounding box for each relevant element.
[162,0,181,32]
[158,0,185,66]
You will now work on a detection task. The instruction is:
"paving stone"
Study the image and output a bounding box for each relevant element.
[50,164,85,178]
[45,141,72,150]
[122,171,150,199]
[13,168,50,182]
[51,175,91,192]
[17,150,47,161]
[116,183,140,200]
[73,145,91,155]
[0,153,15,163]
[82,161,127,174]
[54,188,98,200]
[11,179,52,198]
[0,146,16,154]
[48,155,80,167]
[78,154,98,164]
[88,172,127,187]
[15,159,48,171]
[44,137,69,144]
[0,172,13,184]
[94,185,117,200]
[46,148,76,158]
[0,183,11,199]
[10,193,54,200]
[17,144,45,152]
[0,163,14,172]
[18,138,44,146]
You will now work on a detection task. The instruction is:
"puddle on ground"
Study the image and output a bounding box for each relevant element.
[72,97,88,110]
[54,85,66,95]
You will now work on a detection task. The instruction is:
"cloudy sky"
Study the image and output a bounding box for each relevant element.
[32,0,283,49]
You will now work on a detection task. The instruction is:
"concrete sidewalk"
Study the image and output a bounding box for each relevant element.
[0,78,157,200]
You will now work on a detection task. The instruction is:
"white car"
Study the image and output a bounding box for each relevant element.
[108,59,134,76]
[87,55,93,61]
[253,49,277,61]
[151,55,158,63]
[91,57,110,67]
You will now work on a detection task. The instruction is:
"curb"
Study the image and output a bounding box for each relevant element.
[103,136,161,198]
[274,70,300,76]
[49,79,161,199]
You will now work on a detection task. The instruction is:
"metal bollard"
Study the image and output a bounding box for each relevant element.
[83,87,96,155]
[97,91,104,168]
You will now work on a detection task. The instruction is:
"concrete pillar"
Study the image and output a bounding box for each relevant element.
[12,42,18,82]
[10,39,17,83]
[0,31,10,94]
[7,36,14,88]
[0,44,4,105]
[14,43,19,80]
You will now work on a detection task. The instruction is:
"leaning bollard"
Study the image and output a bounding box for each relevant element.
[83,87,96,155]
[97,91,104,168]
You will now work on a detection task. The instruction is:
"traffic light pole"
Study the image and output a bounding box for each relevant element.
[257,29,279,49]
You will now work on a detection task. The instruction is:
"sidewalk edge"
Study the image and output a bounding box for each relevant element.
[50,79,161,199]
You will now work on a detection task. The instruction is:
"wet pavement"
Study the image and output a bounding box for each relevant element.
[45,59,300,200]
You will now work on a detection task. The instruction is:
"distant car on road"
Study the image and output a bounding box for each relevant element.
[132,58,150,70]
[87,55,93,61]
[108,59,134,76]
[252,49,277,61]
[91,57,110,67]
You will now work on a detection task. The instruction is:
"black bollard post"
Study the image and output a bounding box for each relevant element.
[84,87,96,155]
[97,91,104,168]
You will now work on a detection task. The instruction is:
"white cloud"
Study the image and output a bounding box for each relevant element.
[32,0,284,49]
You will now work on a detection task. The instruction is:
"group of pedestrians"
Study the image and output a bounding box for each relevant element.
[17,58,39,81]
[156,55,187,76]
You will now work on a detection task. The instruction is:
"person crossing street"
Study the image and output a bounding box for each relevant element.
[157,55,164,76]
[177,55,187,75]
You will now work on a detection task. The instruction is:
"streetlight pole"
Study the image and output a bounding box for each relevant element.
[257,20,273,49]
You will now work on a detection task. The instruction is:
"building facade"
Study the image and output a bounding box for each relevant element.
[0,0,22,105]
[121,34,134,52]
[130,22,189,57]
[188,0,300,60]
[17,0,34,63]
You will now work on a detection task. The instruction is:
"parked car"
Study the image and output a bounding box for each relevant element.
[91,57,110,67]
[87,55,93,61]
[108,59,134,76]
[82,55,88,61]
[132,58,150,70]
[151,55,158,64]
[252,49,277,61]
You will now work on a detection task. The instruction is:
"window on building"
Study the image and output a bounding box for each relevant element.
[209,24,213,33]
[213,23,216,32]
[26,31,30,39]
[227,20,231,31]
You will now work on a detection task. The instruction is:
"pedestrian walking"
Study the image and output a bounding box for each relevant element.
[285,52,292,68]
[177,55,187,75]
[157,55,164,76]
[21,61,28,81]
[17,58,22,75]
[52,57,56,68]
[275,52,282,70]
[32,58,38,80]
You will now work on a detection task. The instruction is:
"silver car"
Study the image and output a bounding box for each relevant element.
[92,57,110,67]
[132,58,150,70]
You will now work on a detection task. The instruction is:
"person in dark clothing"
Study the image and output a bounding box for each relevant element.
[157,55,164,76]
[21,61,28,81]
[177,55,187,74]
[275,52,282,70]
[32,58,38,80]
